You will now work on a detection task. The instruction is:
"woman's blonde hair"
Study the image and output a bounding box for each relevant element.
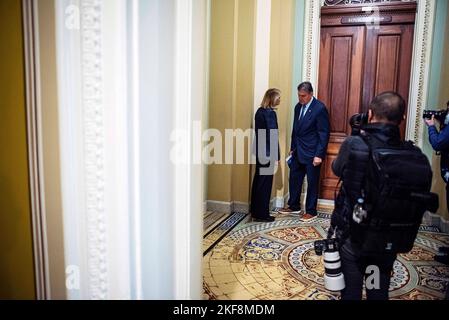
[260,88,281,109]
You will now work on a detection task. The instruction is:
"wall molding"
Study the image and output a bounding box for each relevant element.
[206,198,286,214]
[406,0,436,146]
[302,0,321,88]
[80,0,109,300]
[206,200,249,214]
[56,0,131,299]
[22,0,51,300]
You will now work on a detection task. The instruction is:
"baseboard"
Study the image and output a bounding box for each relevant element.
[206,197,338,215]
[206,200,249,214]
[232,201,249,214]
[423,211,449,233]
[206,201,232,214]
[318,199,335,207]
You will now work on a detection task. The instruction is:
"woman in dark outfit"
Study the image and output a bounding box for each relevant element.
[250,88,281,222]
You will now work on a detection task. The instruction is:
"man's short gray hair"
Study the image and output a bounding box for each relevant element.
[297,81,313,93]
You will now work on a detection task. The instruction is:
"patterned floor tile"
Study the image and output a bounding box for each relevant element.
[204,213,449,300]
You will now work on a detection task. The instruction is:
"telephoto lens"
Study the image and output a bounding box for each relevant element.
[322,240,345,291]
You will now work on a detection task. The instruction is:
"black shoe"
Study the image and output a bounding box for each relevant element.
[252,216,275,222]
[434,254,449,265]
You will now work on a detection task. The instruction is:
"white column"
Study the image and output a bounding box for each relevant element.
[56,0,207,301]
[173,0,205,299]
[56,0,131,299]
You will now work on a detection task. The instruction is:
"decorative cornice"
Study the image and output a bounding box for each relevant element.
[80,0,108,300]
[324,0,411,6]
[304,2,315,81]
[413,0,431,145]
[303,0,321,86]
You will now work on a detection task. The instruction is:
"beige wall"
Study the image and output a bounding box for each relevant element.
[269,0,295,200]
[207,0,296,208]
[0,0,36,299]
[208,0,256,204]
[38,0,67,299]
[435,2,449,220]
[232,0,256,203]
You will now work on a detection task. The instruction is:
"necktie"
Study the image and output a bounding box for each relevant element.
[299,106,306,121]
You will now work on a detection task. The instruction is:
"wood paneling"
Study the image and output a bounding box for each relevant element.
[362,24,414,137]
[318,26,365,200]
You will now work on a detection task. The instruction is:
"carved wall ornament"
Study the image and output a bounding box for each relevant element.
[324,0,415,6]
[80,0,108,300]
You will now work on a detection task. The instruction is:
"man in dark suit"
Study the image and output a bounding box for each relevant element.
[279,82,330,219]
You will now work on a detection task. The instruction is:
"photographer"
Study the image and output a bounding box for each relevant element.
[331,92,411,300]
[425,101,449,210]
[424,100,449,265]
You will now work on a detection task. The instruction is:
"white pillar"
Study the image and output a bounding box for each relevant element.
[56,0,205,300]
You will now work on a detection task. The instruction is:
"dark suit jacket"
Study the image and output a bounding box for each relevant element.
[255,107,280,163]
[291,98,330,164]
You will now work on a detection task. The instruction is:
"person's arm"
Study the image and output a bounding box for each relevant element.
[255,109,266,131]
[428,125,449,151]
[254,109,267,162]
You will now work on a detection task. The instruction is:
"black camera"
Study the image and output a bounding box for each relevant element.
[349,112,368,136]
[423,109,448,123]
[314,238,339,256]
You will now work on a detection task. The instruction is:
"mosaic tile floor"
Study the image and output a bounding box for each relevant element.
[204,211,228,235]
[203,212,247,256]
[203,211,449,300]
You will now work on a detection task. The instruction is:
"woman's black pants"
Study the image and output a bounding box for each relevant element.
[250,163,274,219]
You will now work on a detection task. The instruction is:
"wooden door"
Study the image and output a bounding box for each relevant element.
[362,24,415,137]
[318,2,416,200]
[318,26,366,200]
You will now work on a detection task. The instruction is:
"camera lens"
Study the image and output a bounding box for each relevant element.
[323,250,345,291]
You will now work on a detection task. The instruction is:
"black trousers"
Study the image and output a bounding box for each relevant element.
[250,163,274,219]
[340,240,396,300]
[287,156,321,215]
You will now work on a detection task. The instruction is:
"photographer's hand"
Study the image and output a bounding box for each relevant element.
[425,115,436,127]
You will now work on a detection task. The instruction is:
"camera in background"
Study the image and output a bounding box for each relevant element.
[423,109,448,123]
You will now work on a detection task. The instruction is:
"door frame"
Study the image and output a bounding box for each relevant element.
[22,0,50,300]
[304,0,436,148]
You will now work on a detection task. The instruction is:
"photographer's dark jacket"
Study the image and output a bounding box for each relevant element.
[428,124,449,183]
[331,123,402,242]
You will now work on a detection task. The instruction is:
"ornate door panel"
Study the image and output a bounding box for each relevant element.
[362,24,415,138]
[318,26,366,200]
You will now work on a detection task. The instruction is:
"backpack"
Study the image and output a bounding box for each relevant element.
[350,132,439,254]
